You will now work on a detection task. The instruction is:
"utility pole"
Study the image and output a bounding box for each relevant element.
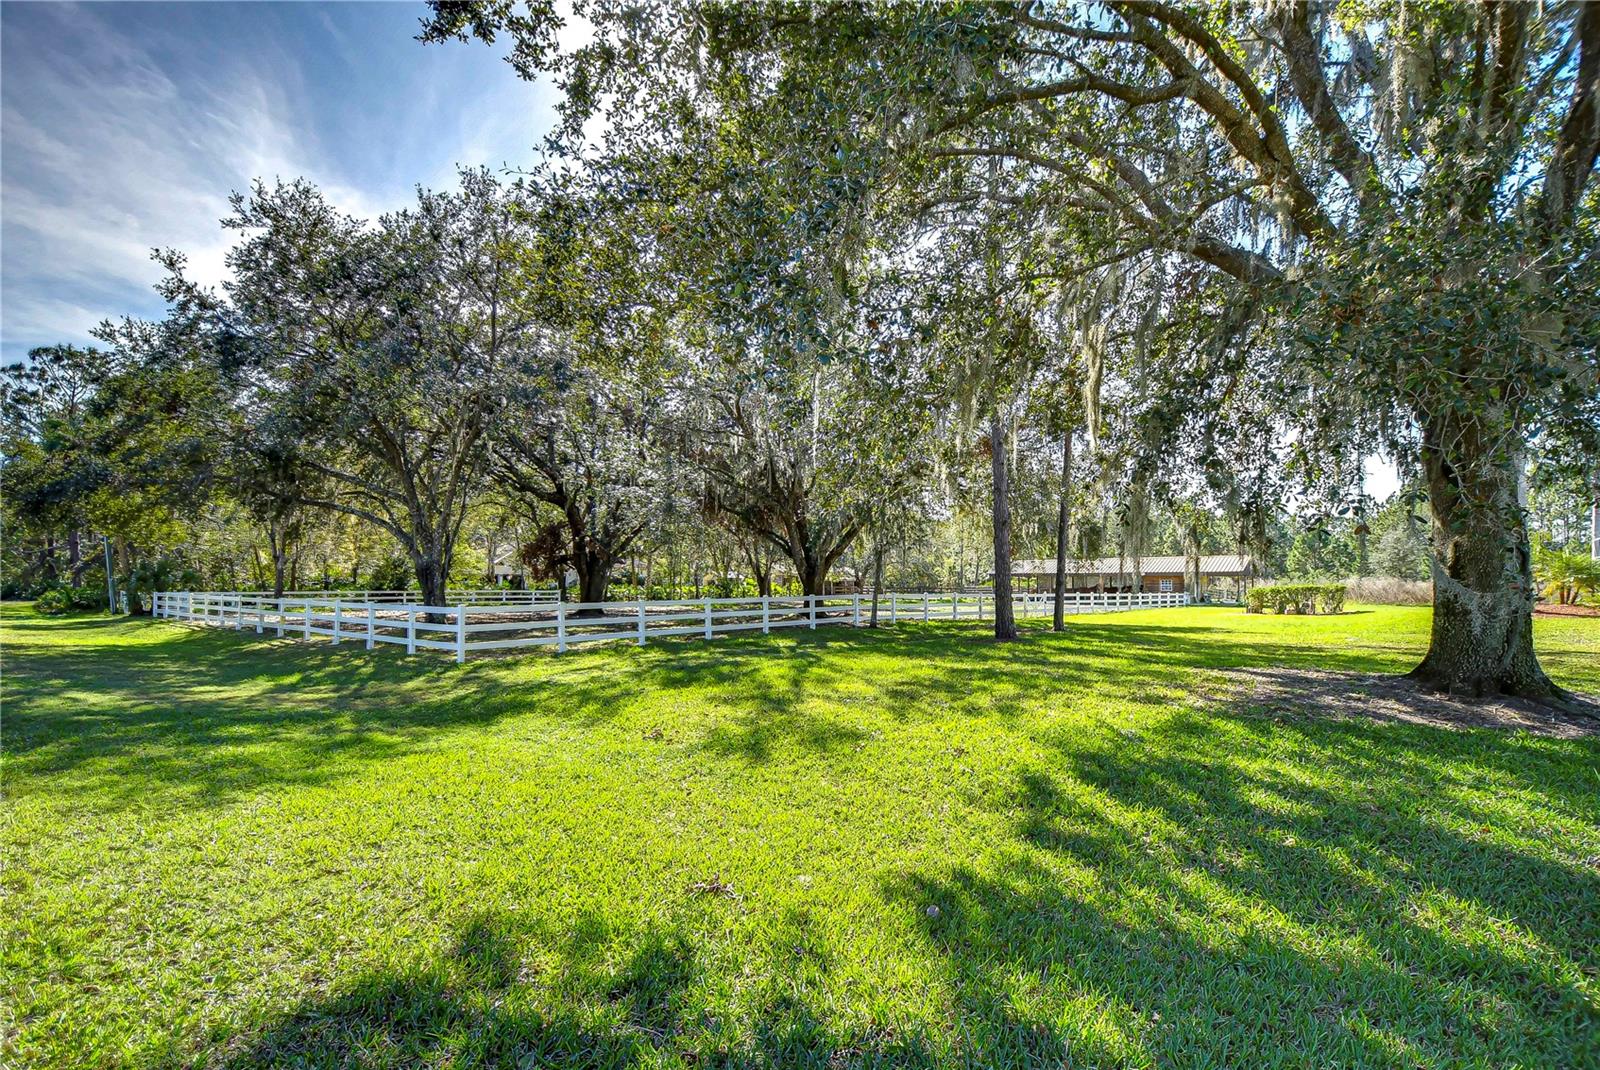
[1590,493,1598,561]
[102,535,116,613]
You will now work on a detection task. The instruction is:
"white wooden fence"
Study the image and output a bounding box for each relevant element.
[267,588,559,605]
[151,589,1190,662]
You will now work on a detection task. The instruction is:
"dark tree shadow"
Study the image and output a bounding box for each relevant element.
[212,912,942,1069]
[878,710,1599,1067]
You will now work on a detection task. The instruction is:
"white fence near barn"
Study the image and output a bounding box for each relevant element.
[268,588,560,606]
[150,589,1191,663]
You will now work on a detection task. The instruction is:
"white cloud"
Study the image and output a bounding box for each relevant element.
[1,2,560,361]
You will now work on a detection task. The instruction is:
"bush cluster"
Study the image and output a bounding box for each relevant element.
[34,584,109,615]
[1342,576,1432,605]
[1244,583,1346,615]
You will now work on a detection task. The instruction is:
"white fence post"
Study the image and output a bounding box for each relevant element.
[703,597,712,640]
[556,600,567,653]
[978,594,984,620]
[890,593,898,626]
[332,600,342,645]
[923,593,930,623]
[455,605,466,663]
[809,595,817,629]
[366,605,376,650]
[951,596,958,621]
[637,598,646,646]
[302,603,312,640]
[406,610,416,655]
[761,596,770,634]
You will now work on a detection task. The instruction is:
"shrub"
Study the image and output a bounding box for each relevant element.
[1343,576,1432,605]
[34,584,108,615]
[122,558,199,615]
[1244,583,1346,615]
[1532,542,1600,605]
[34,588,72,615]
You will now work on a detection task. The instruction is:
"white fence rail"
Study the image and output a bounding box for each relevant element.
[151,589,1190,662]
[259,588,559,606]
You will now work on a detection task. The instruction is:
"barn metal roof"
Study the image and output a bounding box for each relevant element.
[1008,554,1253,576]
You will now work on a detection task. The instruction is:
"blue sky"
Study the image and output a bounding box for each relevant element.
[1,1,565,365]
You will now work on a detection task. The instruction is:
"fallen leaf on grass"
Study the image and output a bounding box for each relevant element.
[687,874,738,899]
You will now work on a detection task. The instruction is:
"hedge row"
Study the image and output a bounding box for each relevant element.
[1244,583,1346,615]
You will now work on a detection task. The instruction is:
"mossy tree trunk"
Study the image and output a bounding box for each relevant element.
[1408,411,1558,700]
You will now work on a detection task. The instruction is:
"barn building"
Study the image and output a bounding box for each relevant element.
[1007,554,1257,601]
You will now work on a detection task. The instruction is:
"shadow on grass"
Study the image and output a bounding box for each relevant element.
[215,911,942,1070]
[13,608,1597,1067]
[205,707,1600,1068]
[880,718,1599,1067]
[3,610,1589,812]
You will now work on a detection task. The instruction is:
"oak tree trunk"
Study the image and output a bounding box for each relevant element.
[990,408,1018,641]
[268,520,290,598]
[413,535,455,623]
[869,541,885,627]
[1053,429,1072,632]
[1408,414,1557,700]
[574,553,612,608]
[787,539,831,596]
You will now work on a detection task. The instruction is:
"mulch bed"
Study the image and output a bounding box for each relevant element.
[1535,602,1600,617]
[1218,666,1600,739]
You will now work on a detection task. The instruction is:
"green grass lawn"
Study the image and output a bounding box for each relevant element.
[4,603,1598,1069]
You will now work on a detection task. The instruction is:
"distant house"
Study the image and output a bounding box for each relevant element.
[1007,554,1257,600]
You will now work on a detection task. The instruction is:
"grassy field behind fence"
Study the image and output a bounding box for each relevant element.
[3,603,1598,1069]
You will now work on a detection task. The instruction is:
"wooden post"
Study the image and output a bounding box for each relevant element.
[923,593,929,623]
[556,600,567,653]
[852,593,860,626]
[703,597,712,640]
[405,610,416,654]
[761,596,770,634]
[366,605,376,650]
[332,600,342,645]
[808,595,817,629]
[455,606,466,663]
[890,593,898,626]
[637,598,647,646]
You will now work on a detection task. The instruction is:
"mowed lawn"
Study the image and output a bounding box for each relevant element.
[3,604,1598,1070]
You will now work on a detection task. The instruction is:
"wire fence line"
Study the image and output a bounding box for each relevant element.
[151,589,1193,663]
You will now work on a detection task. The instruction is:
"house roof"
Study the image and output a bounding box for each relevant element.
[1009,554,1253,576]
